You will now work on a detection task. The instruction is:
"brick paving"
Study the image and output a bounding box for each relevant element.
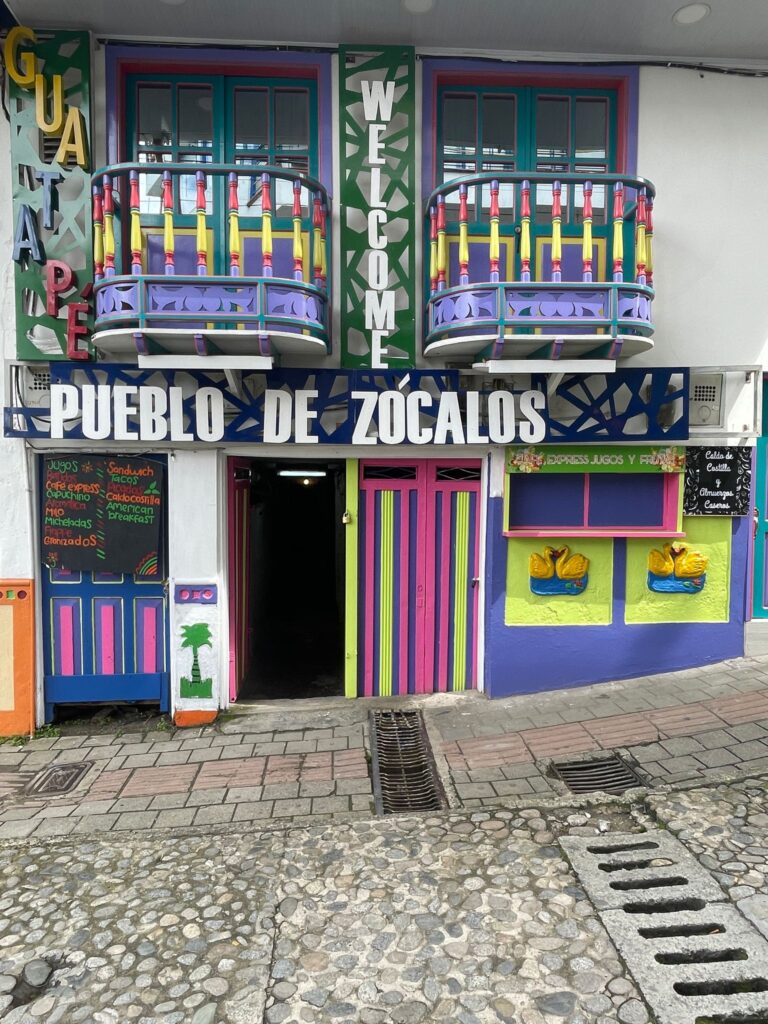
[2,655,768,837]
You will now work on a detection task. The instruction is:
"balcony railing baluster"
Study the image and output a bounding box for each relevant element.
[489,179,500,284]
[612,181,624,283]
[582,180,593,283]
[293,179,304,281]
[262,172,273,278]
[195,171,208,276]
[520,179,531,283]
[228,172,240,277]
[458,183,469,286]
[635,187,648,285]
[103,174,115,278]
[436,194,447,291]
[129,169,142,275]
[551,179,562,283]
[92,183,104,282]
[646,194,654,287]
[429,205,437,294]
[162,170,175,275]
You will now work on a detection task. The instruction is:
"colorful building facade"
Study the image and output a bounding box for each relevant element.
[0,5,765,730]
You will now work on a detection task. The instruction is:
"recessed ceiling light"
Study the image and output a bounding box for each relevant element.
[672,3,711,25]
[402,0,435,12]
[278,469,327,477]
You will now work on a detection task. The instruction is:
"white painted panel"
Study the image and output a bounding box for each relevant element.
[633,68,768,369]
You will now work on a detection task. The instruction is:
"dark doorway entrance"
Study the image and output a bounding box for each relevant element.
[232,460,345,700]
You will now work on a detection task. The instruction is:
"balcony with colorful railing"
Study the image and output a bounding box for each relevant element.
[90,164,330,367]
[424,172,655,367]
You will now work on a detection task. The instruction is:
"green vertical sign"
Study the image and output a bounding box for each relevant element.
[7,29,93,361]
[339,46,416,368]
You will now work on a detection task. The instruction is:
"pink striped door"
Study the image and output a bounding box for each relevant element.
[228,458,252,700]
[358,460,482,696]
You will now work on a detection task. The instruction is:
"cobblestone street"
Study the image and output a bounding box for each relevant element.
[0,659,767,1022]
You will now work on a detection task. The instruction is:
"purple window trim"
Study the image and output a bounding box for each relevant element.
[420,58,640,197]
[105,45,333,192]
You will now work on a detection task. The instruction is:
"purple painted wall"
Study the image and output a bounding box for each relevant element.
[484,497,749,697]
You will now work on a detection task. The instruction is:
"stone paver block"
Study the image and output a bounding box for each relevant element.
[111,796,153,813]
[733,739,768,761]
[272,799,311,818]
[194,804,235,825]
[657,755,702,775]
[232,801,274,821]
[36,803,77,819]
[298,781,335,798]
[728,722,768,742]
[659,736,704,756]
[154,808,196,828]
[149,794,189,810]
[121,754,160,769]
[262,783,300,801]
[219,744,255,760]
[694,747,740,768]
[32,818,77,837]
[311,796,350,814]
[225,786,264,803]
[492,779,534,797]
[155,751,191,766]
[186,788,226,807]
[187,748,223,763]
[273,732,305,742]
[113,811,158,831]
[285,741,318,754]
[0,820,38,838]
[334,779,372,796]
[72,814,119,833]
[455,782,496,799]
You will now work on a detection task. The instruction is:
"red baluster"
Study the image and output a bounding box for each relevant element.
[228,171,240,277]
[162,170,175,275]
[635,187,648,285]
[646,194,654,288]
[262,173,273,277]
[292,179,304,281]
[92,183,104,282]
[103,174,115,278]
[129,170,142,275]
[313,192,323,288]
[489,179,500,283]
[196,171,208,276]
[551,180,562,283]
[458,182,469,285]
[582,180,593,283]
[436,194,447,291]
[520,179,531,282]
[429,205,437,294]
[612,181,625,282]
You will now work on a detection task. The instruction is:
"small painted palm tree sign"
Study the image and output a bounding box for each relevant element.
[179,622,213,699]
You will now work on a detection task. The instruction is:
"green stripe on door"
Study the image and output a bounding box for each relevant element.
[452,491,470,692]
[344,460,359,698]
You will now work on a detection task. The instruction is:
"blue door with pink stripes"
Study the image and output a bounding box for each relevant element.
[41,460,169,721]
[358,460,482,696]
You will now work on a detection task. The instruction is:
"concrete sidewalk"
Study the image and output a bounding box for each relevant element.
[1,654,768,841]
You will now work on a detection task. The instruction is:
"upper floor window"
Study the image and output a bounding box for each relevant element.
[438,86,616,225]
[127,75,316,217]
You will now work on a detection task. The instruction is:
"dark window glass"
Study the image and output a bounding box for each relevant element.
[536,97,569,162]
[483,95,515,156]
[575,99,607,161]
[138,85,172,149]
[587,475,665,527]
[275,90,309,150]
[507,474,585,528]
[443,95,476,156]
[234,89,268,151]
[178,86,213,148]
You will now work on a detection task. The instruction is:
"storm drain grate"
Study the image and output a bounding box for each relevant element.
[25,762,91,797]
[370,710,447,816]
[553,753,645,795]
[561,831,768,1024]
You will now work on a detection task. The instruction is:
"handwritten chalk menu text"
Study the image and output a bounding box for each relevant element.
[43,456,164,574]
[683,447,751,516]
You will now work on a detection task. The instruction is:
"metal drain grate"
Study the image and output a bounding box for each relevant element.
[25,762,92,797]
[561,831,768,1024]
[370,710,447,816]
[553,753,645,795]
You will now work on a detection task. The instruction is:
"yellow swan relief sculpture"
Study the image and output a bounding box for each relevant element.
[529,546,589,596]
[647,542,708,593]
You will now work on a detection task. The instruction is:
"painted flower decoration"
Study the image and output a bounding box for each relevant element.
[510,448,545,473]
[650,447,686,473]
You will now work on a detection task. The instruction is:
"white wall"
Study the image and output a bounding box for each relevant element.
[633,67,768,369]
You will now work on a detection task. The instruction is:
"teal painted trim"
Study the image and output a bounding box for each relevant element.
[753,437,767,618]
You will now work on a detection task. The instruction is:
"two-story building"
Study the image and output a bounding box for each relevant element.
[1,0,766,732]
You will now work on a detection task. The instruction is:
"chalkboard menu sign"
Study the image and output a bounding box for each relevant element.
[43,456,164,574]
[683,447,751,516]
